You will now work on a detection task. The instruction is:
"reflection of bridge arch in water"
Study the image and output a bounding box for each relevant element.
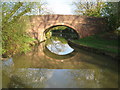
[7,37,118,70]
[43,46,78,61]
[10,42,80,69]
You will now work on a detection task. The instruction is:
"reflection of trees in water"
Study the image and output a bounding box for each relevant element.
[2,58,15,76]
[8,42,77,68]
[2,57,118,88]
[7,68,54,88]
[69,69,103,88]
[2,58,55,88]
[69,69,118,88]
[47,38,65,53]
[45,36,74,55]
[46,36,67,46]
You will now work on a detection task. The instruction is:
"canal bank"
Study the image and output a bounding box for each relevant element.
[68,32,119,60]
[68,40,118,59]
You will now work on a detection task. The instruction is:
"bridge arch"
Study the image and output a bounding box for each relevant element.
[28,15,107,42]
[44,23,78,33]
[43,23,80,39]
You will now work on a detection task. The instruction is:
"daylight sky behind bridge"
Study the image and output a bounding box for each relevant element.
[1,0,119,15]
[45,0,75,15]
[45,0,119,15]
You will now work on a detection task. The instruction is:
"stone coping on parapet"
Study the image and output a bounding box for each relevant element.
[27,14,106,19]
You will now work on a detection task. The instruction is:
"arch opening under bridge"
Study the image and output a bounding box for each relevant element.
[44,25,80,40]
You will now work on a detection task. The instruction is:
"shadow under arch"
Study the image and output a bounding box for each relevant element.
[43,46,77,60]
[43,24,80,39]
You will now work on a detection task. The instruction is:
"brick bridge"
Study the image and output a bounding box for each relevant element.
[27,14,107,42]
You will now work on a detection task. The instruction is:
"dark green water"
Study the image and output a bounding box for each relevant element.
[2,37,118,88]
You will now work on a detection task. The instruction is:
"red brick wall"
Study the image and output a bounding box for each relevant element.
[27,15,107,41]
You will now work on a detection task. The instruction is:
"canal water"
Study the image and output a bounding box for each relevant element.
[2,36,118,88]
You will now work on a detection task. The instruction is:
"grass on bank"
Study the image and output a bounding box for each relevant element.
[72,32,119,54]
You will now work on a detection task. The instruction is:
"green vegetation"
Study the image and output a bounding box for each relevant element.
[72,32,119,54]
[103,2,120,31]
[45,26,68,38]
[72,0,119,54]
[1,2,49,58]
[72,1,120,31]
[72,0,106,17]
[2,16,35,57]
[46,31,52,38]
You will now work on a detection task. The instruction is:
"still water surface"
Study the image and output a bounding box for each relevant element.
[2,37,118,88]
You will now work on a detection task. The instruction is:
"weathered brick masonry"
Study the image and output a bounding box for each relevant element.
[27,14,107,42]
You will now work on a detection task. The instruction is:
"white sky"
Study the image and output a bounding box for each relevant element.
[45,0,75,15]
[45,0,120,15]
